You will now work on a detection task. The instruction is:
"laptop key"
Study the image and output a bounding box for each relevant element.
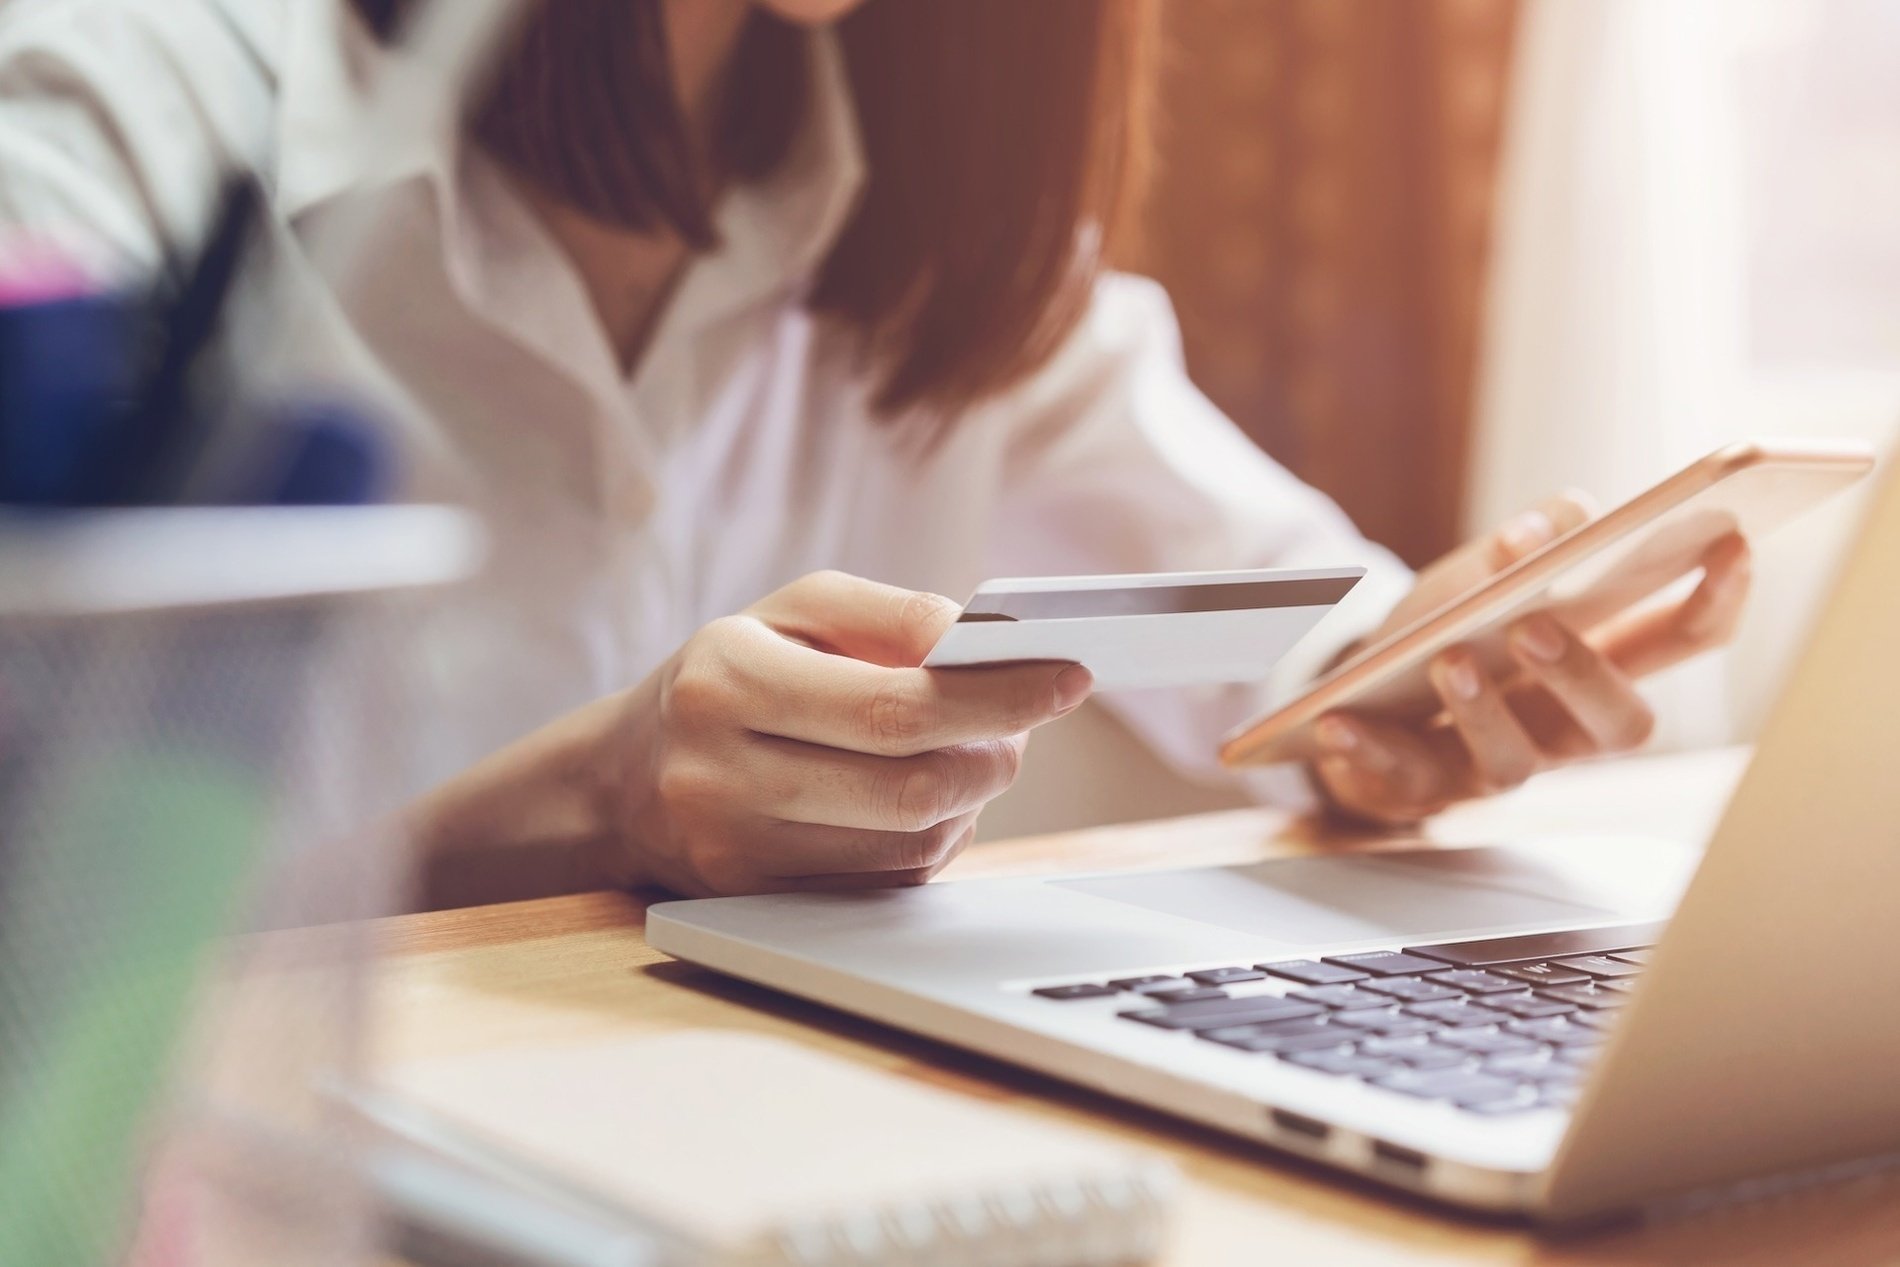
[1359,1035,1430,1058]
[1464,1094,1544,1116]
[1331,1009,1441,1038]
[1327,1008,1404,1031]
[1537,984,1628,1010]
[1491,962,1591,987]
[1108,975,1186,993]
[1283,1049,1401,1079]
[1361,976,1463,1003]
[1539,1084,1584,1109]
[1033,983,1118,1000]
[1257,960,1370,986]
[1220,1034,1345,1055]
[1205,1027,1351,1055]
[1403,922,1667,967]
[1257,1033,1360,1055]
[1200,1018,1333,1045]
[1436,1029,1541,1057]
[1121,996,1326,1031]
[1483,1052,1574,1083]
[1551,954,1644,980]
[1489,995,1577,1019]
[1371,1068,1522,1106]
[1200,1018,1352,1048]
[1404,999,1507,1028]
[1147,987,1227,1004]
[1506,1016,1601,1046]
[1400,1045,1473,1071]
[1186,966,1269,986]
[1292,984,1392,1010]
[1363,1035,1469,1069]
[1611,947,1655,965]
[1321,951,1451,977]
[1432,969,1527,995]
[1569,1009,1621,1032]
[1372,1018,1439,1039]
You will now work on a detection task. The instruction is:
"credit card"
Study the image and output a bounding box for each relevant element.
[923,566,1365,690]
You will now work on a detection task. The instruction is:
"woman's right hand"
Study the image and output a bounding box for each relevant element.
[601,571,1094,896]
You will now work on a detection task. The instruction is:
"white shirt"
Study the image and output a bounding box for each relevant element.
[0,0,1410,807]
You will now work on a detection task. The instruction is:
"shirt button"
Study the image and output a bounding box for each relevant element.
[606,476,654,523]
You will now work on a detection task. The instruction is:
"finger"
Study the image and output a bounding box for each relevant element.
[743,733,1024,832]
[713,619,1092,756]
[764,810,981,878]
[1599,533,1752,680]
[1312,714,1457,826]
[1508,615,1656,754]
[921,819,978,881]
[1449,491,1594,580]
[756,865,940,893]
[748,570,959,667]
[1385,492,1597,633]
[1429,651,1543,794]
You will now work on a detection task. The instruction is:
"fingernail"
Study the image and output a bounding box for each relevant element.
[1320,717,1395,773]
[1500,510,1555,558]
[1052,665,1093,715]
[1439,655,1482,701]
[1318,716,1358,752]
[1513,616,1566,663]
[1355,730,1397,774]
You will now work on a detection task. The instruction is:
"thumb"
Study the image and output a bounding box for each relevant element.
[1400,491,1596,624]
[748,570,960,668]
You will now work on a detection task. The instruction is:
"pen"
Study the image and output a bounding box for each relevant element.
[105,175,263,505]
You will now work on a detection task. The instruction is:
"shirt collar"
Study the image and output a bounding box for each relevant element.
[273,0,459,222]
[273,1,867,295]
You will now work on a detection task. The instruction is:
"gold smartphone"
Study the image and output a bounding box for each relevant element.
[1220,439,1877,768]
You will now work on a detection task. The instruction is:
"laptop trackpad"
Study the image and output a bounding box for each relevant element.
[1052,843,1674,948]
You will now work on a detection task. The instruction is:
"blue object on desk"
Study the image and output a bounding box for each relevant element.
[0,175,392,510]
[0,176,274,509]
[112,177,263,506]
[251,399,392,506]
[0,295,136,506]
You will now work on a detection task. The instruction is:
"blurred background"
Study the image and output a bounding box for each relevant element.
[983,0,1900,841]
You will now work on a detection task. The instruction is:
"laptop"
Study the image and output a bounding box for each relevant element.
[648,453,1900,1223]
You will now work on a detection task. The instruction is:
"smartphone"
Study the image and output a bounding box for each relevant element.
[1219,439,1877,768]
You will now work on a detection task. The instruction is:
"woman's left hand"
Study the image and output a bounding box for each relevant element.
[1313,496,1753,826]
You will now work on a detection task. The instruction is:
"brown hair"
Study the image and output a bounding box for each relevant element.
[346,0,1153,416]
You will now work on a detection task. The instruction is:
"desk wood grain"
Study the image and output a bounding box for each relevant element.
[364,749,1900,1265]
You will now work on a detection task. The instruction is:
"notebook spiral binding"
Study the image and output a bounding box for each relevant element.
[767,1161,1179,1267]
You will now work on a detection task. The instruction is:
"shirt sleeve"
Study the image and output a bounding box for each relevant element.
[984,271,1415,806]
[0,0,272,278]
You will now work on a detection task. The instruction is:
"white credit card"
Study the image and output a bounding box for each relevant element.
[923,566,1365,691]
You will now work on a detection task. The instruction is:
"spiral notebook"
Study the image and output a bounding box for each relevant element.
[371,1031,1179,1267]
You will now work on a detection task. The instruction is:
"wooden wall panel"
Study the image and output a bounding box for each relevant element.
[1125,0,1519,566]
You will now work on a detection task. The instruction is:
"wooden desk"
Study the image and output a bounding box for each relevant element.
[366,748,1900,1265]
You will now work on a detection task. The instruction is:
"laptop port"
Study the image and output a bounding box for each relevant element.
[1268,1108,1331,1141]
[1371,1140,1429,1173]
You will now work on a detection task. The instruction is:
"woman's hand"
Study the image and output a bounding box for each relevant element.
[601,571,1092,895]
[412,571,1089,898]
[1313,496,1753,826]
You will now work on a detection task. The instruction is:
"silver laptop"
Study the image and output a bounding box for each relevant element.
[649,455,1900,1222]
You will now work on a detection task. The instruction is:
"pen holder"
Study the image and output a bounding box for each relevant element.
[0,506,481,1267]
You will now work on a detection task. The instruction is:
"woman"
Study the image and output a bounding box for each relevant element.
[0,0,1746,896]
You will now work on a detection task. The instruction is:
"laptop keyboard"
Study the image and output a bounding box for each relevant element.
[1028,921,1662,1116]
